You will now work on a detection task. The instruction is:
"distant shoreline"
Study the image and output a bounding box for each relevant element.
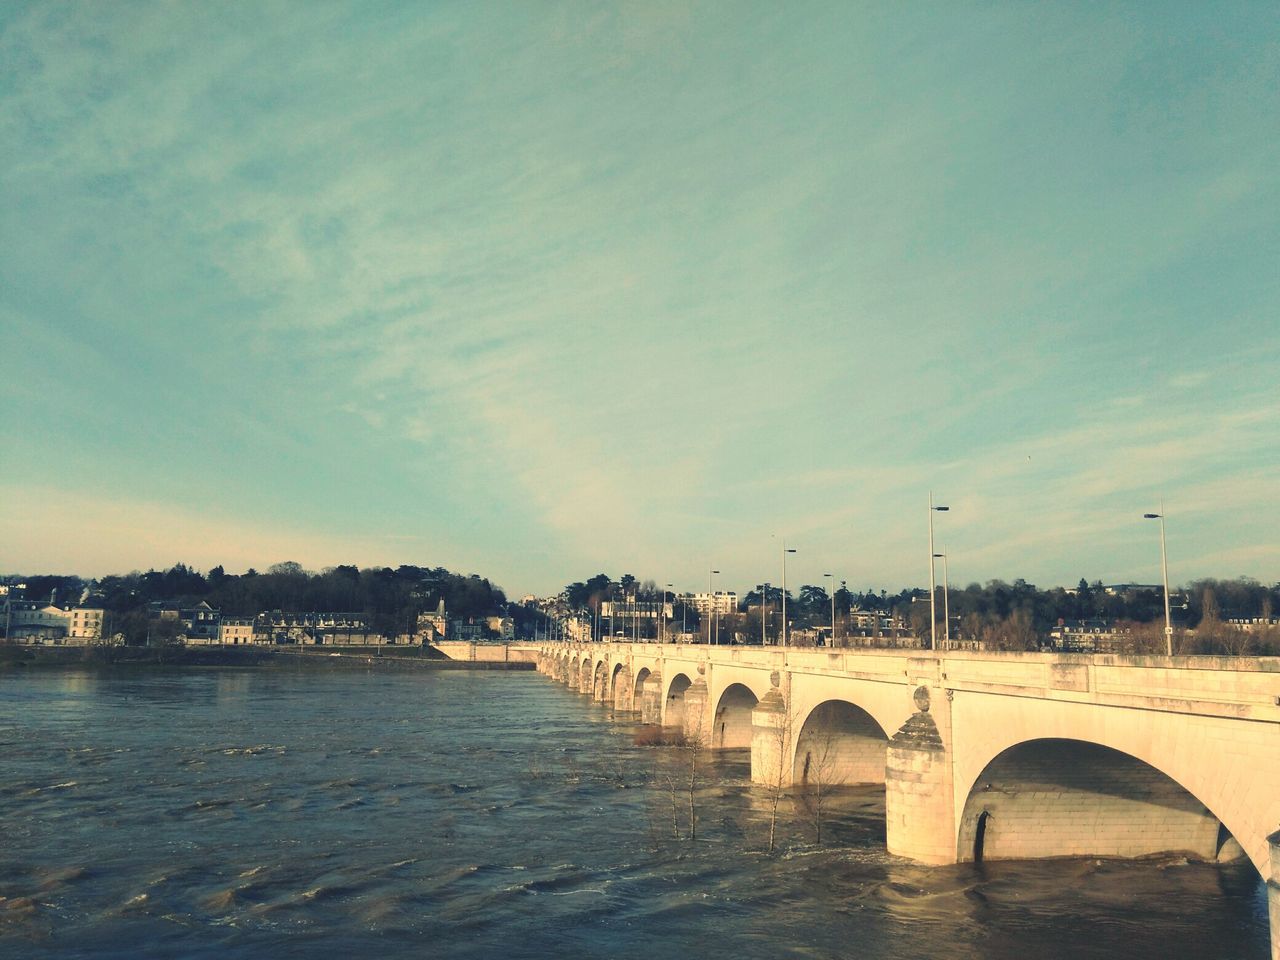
[0,645,535,671]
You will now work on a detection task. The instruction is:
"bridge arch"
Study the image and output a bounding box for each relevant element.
[956,734,1254,873]
[634,666,652,702]
[791,699,890,786]
[611,662,632,710]
[633,666,661,724]
[610,661,625,697]
[712,683,758,749]
[665,673,693,730]
[592,660,609,701]
[952,721,1259,880]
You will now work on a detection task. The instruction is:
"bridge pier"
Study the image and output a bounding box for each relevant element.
[1269,829,1279,960]
[885,683,956,864]
[684,672,710,744]
[640,670,663,725]
[751,683,789,788]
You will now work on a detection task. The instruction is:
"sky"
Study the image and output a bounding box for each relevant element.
[2,1,1278,598]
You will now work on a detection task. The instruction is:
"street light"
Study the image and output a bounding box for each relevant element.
[928,494,949,651]
[933,551,950,648]
[708,568,720,645]
[759,583,770,645]
[663,583,673,645]
[1144,505,1173,656]
[781,543,797,648]
[824,573,836,647]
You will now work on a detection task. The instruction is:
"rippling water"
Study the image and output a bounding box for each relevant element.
[0,667,1268,959]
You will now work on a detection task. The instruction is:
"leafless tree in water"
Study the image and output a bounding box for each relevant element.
[793,709,842,846]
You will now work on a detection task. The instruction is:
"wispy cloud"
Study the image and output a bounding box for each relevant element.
[2,2,1278,593]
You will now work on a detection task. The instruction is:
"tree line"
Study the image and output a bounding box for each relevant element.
[560,573,1280,654]
[8,564,1278,653]
[7,563,515,644]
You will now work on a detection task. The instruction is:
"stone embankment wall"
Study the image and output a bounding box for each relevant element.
[432,642,539,663]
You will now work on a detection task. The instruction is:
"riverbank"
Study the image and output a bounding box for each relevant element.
[0,645,535,671]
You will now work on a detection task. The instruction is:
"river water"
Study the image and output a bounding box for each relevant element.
[0,667,1268,959]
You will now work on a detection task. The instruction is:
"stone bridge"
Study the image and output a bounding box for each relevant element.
[535,641,1280,959]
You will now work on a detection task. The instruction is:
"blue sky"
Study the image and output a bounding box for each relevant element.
[2,1,1277,597]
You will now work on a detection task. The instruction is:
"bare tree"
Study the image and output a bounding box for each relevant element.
[755,689,794,854]
[642,710,704,842]
[647,757,682,842]
[794,710,842,846]
[682,706,707,841]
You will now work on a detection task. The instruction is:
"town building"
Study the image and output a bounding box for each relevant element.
[217,618,255,645]
[846,610,906,635]
[680,592,738,618]
[2,599,106,644]
[417,599,447,639]
[485,615,515,640]
[449,620,485,641]
[1048,619,1134,653]
[181,601,221,642]
[564,616,593,643]
[599,600,673,621]
[1225,616,1280,633]
[254,611,372,645]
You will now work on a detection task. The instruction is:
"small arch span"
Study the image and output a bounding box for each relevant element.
[633,667,655,723]
[713,684,759,750]
[633,667,652,702]
[610,662,629,710]
[792,700,889,786]
[958,738,1241,864]
[592,661,610,700]
[665,674,693,730]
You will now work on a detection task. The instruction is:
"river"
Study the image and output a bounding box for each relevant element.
[0,667,1268,958]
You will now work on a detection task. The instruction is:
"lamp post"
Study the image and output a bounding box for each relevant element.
[933,551,950,648]
[781,543,797,648]
[824,572,836,647]
[663,583,673,645]
[1144,505,1173,656]
[655,586,661,645]
[708,568,719,645]
[928,494,949,651]
[760,583,770,645]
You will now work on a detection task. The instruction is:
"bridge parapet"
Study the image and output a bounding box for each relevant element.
[545,642,1280,720]
[939,652,1279,721]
